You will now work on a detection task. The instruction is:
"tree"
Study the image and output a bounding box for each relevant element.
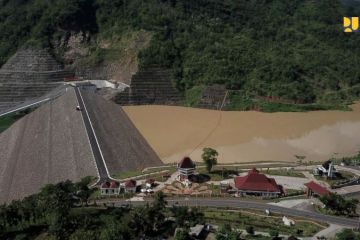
[171,206,204,227]
[75,176,94,206]
[336,229,359,240]
[269,229,279,237]
[320,193,359,216]
[245,226,254,235]
[38,181,77,239]
[153,191,167,210]
[99,218,132,240]
[202,148,218,173]
[69,229,97,240]
[171,206,189,227]
[216,224,241,240]
[175,229,190,240]
[48,212,72,240]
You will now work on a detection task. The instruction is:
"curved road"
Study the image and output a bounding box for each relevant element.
[102,198,359,227]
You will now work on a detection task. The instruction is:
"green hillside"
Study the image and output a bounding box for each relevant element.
[1,0,360,106]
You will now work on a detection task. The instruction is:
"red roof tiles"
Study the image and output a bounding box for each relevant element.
[101,182,110,188]
[304,181,330,196]
[110,181,119,188]
[101,181,119,189]
[125,179,137,188]
[234,168,281,193]
[178,157,195,169]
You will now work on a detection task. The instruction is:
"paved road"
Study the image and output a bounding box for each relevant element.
[101,198,359,227]
[0,84,68,117]
[74,87,110,183]
[0,97,50,117]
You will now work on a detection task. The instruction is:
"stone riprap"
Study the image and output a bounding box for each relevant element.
[0,48,73,111]
[81,90,163,174]
[0,89,96,203]
[116,66,182,105]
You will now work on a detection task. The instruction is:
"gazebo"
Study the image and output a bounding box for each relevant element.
[177,157,196,180]
[304,181,330,197]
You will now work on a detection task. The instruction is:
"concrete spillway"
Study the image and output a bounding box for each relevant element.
[0,88,162,203]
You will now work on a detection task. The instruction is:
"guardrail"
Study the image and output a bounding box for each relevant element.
[0,84,68,117]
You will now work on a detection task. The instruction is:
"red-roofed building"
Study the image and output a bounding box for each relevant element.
[124,179,137,193]
[100,181,120,195]
[177,157,196,179]
[234,168,282,197]
[304,181,330,197]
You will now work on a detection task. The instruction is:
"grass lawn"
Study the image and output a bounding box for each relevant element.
[0,114,19,132]
[111,167,177,182]
[203,208,326,237]
[260,169,306,178]
[111,166,177,180]
[0,110,32,133]
[111,170,143,179]
[144,166,177,173]
[284,189,305,196]
[246,236,273,240]
[198,168,239,181]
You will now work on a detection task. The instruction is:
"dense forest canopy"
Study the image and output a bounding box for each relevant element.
[1,0,360,104]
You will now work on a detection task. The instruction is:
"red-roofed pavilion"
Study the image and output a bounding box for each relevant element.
[234,168,282,197]
[304,181,330,197]
[177,157,196,178]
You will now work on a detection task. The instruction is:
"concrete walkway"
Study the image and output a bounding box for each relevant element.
[153,171,179,192]
[237,172,309,190]
[313,224,350,240]
[117,170,170,182]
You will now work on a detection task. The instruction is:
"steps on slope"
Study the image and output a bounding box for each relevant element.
[0,48,74,112]
[0,48,63,72]
[124,67,182,105]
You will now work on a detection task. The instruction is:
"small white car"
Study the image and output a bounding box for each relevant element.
[76,106,82,111]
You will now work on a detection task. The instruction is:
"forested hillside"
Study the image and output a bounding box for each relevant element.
[1,0,360,106]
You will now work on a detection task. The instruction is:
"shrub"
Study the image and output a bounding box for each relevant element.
[246,226,254,235]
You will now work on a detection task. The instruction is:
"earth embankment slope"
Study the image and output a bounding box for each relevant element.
[0,88,97,203]
[123,104,360,164]
[81,91,162,174]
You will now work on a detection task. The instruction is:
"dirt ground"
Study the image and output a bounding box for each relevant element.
[123,103,360,164]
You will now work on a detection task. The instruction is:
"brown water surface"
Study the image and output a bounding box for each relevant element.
[123,103,360,164]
